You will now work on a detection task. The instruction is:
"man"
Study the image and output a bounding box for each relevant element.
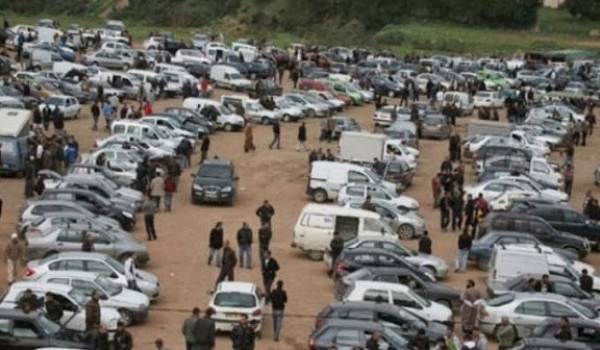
[366,332,381,350]
[42,104,51,131]
[124,254,138,290]
[215,241,237,286]
[563,164,574,197]
[44,292,63,323]
[18,289,39,311]
[580,268,594,293]
[455,231,472,273]
[408,329,430,350]
[297,122,307,151]
[461,279,482,333]
[555,317,573,341]
[181,307,200,350]
[85,291,101,332]
[256,200,275,226]
[439,191,451,231]
[164,175,176,212]
[81,233,95,252]
[113,321,133,350]
[329,232,344,277]
[431,173,442,208]
[261,251,280,300]
[496,316,519,350]
[231,314,255,350]
[91,101,100,131]
[269,120,281,149]
[192,308,215,350]
[208,222,224,267]
[4,233,26,285]
[150,173,165,210]
[540,274,555,293]
[463,193,476,235]
[448,131,461,162]
[450,189,464,231]
[270,280,287,342]
[361,195,376,212]
[200,136,210,163]
[94,325,110,350]
[144,198,158,241]
[418,230,432,255]
[237,223,253,269]
[258,222,272,262]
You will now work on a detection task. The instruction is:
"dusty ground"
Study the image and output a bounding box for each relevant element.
[1,76,599,349]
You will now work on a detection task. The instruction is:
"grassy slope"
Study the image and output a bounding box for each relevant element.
[3,7,599,54]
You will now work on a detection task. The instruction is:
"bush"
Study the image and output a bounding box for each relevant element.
[567,0,600,20]
[373,25,406,45]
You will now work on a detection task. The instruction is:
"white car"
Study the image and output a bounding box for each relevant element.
[509,130,550,157]
[465,178,567,204]
[171,49,211,65]
[209,282,265,333]
[0,281,122,333]
[473,91,505,108]
[24,252,160,300]
[38,96,81,120]
[34,271,150,325]
[477,293,600,338]
[95,134,175,160]
[344,200,426,239]
[283,93,330,118]
[143,36,164,51]
[140,116,197,139]
[344,280,453,323]
[337,183,419,212]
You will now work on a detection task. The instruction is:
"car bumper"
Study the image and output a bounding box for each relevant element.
[213,317,262,332]
[192,190,235,203]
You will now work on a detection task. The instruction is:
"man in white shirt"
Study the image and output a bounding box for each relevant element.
[123,254,138,290]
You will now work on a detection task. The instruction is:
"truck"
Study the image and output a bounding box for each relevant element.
[338,131,418,170]
[467,120,513,138]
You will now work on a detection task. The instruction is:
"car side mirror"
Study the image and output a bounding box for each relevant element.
[110,273,118,279]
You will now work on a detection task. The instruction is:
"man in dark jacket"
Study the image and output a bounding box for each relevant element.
[297,122,307,151]
[270,280,287,342]
[42,105,51,131]
[448,132,461,162]
[463,194,476,235]
[208,222,224,267]
[231,315,255,350]
[450,190,464,231]
[192,309,215,350]
[113,321,133,350]
[580,269,594,293]
[268,120,281,149]
[439,191,451,231]
[85,291,101,332]
[258,222,272,262]
[329,232,344,277]
[366,332,382,350]
[44,292,63,323]
[200,137,210,163]
[256,200,275,226]
[215,241,237,287]
[52,105,64,131]
[91,101,100,130]
[261,250,280,300]
[237,223,253,269]
[418,231,432,255]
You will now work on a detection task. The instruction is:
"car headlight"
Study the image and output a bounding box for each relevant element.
[221,186,232,192]
[122,211,133,219]
[193,184,203,191]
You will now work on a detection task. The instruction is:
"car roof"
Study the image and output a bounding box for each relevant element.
[47,251,111,260]
[201,159,232,167]
[28,199,79,207]
[0,308,43,318]
[39,270,102,281]
[216,281,256,293]
[352,280,410,292]
[302,204,380,219]
[10,281,72,293]
[347,235,399,244]
[508,273,572,284]
[320,318,383,331]
[511,292,570,302]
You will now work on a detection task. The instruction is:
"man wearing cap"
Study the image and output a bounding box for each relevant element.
[4,233,26,285]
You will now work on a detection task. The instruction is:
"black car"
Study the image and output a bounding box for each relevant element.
[508,202,600,250]
[479,212,591,258]
[163,107,215,134]
[309,319,407,350]
[508,337,594,350]
[333,248,424,280]
[335,267,461,310]
[0,308,89,350]
[191,159,238,205]
[474,141,532,163]
[315,301,446,343]
[532,319,600,350]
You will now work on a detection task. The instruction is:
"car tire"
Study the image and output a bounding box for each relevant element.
[306,250,324,261]
[122,64,129,71]
[313,189,327,203]
[224,123,233,132]
[307,109,316,118]
[118,309,134,326]
[282,114,291,122]
[397,224,415,240]
[261,117,269,125]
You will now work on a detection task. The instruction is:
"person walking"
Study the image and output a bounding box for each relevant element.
[496,316,519,350]
[328,232,344,277]
[269,120,281,149]
[418,230,432,255]
[563,164,574,197]
[431,173,442,208]
[450,189,464,231]
[237,223,253,269]
[231,315,255,350]
[85,291,101,332]
[91,101,100,131]
[439,191,451,231]
[296,122,307,151]
[42,105,51,131]
[208,222,224,267]
[164,175,176,212]
[113,321,133,350]
[258,222,272,262]
[181,308,200,350]
[256,200,275,226]
[192,308,216,350]
[200,136,210,163]
[455,231,472,273]
[215,241,237,286]
[150,173,165,210]
[448,131,461,162]
[144,198,158,241]
[270,280,287,342]
[101,102,114,131]
[461,279,482,333]
[244,125,255,153]
[580,269,594,293]
[4,233,26,285]
[261,250,279,300]
[463,194,476,235]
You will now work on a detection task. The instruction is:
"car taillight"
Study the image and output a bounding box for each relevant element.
[308,337,316,350]
[24,267,35,278]
[251,309,262,317]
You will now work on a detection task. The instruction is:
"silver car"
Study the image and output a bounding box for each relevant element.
[84,49,132,70]
[421,114,450,139]
[26,225,149,266]
[24,252,160,300]
[344,199,426,239]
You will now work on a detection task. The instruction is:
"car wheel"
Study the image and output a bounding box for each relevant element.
[118,309,134,326]
[306,250,324,261]
[122,64,129,71]
[397,224,415,240]
[307,109,316,118]
[261,117,269,125]
[283,114,291,122]
[224,123,233,132]
[313,189,328,203]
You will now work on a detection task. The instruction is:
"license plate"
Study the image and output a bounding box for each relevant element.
[225,313,241,318]
[205,191,217,198]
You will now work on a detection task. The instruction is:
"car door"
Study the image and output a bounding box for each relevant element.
[331,328,363,349]
[56,229,84,253]
[8,318,49,350]
[514,300,549,336]
[561,209,588,237]
[391,291,423,316]
[527,220,554,245]
[87,231,116,257]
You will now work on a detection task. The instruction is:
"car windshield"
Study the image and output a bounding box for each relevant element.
[487,293,515,307]
[408,289,430,307]
[214,292,256,308]
[364,169,381,182]
[37,313,61,334]
[425,116,445,125]
[568,301,598,319]
[198,165,230,179]
[96,276,123,296]
[46,97,64,105]
[230,73,243,80]
[105,256,125,274]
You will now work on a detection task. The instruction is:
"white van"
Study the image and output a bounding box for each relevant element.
[209,65,252,91]
[487,244,550,288]
[182,97,245,131]
[308,161,396,203]
[221,95,282,124]
[91,71,143,99]
[443,91,474,116]
[110,120,179,150]
[231,42,258,62]
[292,203,397,260]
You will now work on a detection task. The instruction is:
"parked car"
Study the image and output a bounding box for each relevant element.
[465,178,567,204]
[309,319,408,350]
[468,231,551,270]
[208,282,265,333]
[337,183,419,212]
[37,95,81,120]
[83,50,132,70]
[343,200,426,239]
[420,114,450,139]
[532,319,600,350]
[191,159,238,205]
[332,247,428,280]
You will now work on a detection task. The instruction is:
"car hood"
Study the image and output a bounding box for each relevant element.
[194,177,232,188]
[114,288,150,308]
[540,189,568,202]
[423,301,452,322]
[135,269,159,285]
[390,195,420,210]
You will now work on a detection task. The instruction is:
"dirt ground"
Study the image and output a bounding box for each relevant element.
[1,76,599,350]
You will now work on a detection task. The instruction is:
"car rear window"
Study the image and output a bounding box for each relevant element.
[214,292,256,308]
